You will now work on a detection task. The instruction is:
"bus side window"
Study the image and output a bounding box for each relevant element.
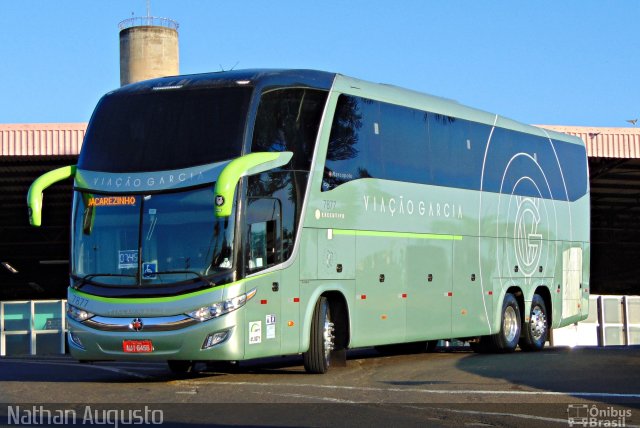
[245,198,282,273]
[248,220,278,270]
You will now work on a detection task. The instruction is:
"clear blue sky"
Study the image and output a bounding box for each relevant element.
[1,1,638,127]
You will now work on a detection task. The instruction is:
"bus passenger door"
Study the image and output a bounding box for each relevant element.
[317,228,355,280]
[243,198,283,359]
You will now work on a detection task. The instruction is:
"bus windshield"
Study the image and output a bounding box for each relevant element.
[71,187,235,287]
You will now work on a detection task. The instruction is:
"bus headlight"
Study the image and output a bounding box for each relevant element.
[67,303,95,322]
[187,288,257,322]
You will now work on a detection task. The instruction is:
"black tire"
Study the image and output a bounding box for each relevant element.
[303,296,334,374]
[167,360,195,374]
[492,293,522,352]
[519,294,548,352]
[425,340,438,353]
[471,293,521,353]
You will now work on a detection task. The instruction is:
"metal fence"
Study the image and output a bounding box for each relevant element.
[0,300,66,356]
[599,295,640,346]
[552,295,640,347]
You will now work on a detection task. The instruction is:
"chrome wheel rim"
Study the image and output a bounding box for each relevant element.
[529,305,547,341]
[503,306,518,342]
[323,312,335,365]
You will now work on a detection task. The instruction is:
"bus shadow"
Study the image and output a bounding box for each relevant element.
[453,345,640,409]
[0,349,374,383]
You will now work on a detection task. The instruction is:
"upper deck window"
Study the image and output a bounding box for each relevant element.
[322,95,587,202]
[79,87,252,173]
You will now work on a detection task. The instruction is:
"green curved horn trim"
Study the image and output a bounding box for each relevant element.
[27,165,77,227]
[214,152,293,217]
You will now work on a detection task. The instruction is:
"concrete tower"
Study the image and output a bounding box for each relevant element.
[118,14,179,86]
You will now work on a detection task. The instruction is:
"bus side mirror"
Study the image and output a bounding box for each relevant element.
[27,165,77,227]
[213,152,293,217]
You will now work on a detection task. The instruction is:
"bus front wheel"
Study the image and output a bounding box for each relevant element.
[303,296,334,374]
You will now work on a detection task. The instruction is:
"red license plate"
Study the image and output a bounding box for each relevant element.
[122,340,153,353]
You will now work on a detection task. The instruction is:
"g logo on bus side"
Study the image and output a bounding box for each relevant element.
[514,197,543,277]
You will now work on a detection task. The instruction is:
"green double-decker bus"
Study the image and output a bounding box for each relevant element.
[28,69,589,373]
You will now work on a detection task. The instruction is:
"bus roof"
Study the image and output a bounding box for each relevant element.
[116,69,337,93]
[116,68,582,147]
[332,74,583,146]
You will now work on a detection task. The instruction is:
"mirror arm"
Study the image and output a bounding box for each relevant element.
[27,165,77,227]
[214,152,293,217]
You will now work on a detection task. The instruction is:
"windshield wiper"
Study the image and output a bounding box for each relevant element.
[72,273,137,289]
[72,271,214,289]
[147,270,215,287]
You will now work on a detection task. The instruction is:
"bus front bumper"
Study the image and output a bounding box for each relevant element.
[67,312,245,361]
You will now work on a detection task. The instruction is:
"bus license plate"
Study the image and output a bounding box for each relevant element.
[122,340,153,353]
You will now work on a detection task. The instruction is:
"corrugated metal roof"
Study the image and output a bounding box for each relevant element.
[0,123,86,156]
[539,125,640,159]
[2,123,639,159]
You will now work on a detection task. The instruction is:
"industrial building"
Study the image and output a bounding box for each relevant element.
[1,14,180,301]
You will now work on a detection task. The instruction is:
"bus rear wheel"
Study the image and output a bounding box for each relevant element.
[492,293,521,352]
[519,294,548,352]
[472,293,521,353]
[303,296,334,374]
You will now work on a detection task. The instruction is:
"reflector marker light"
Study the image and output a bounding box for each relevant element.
[260,299,268,305]
[360,294,367,300]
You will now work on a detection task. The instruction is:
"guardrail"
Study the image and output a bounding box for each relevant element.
[118,16,179,31]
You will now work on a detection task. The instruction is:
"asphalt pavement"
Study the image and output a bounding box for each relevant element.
[0,346,638,427]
